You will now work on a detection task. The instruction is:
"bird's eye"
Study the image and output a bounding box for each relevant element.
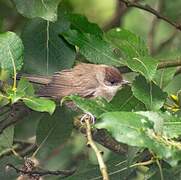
[110,80,115,85]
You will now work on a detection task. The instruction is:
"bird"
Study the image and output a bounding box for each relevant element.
[23,63,129,101]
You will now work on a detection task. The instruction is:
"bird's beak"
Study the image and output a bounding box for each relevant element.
[121,79,130,85]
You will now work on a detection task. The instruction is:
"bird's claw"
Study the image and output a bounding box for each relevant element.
[80,112,95,125]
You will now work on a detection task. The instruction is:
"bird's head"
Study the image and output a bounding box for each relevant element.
[95,65,129,101]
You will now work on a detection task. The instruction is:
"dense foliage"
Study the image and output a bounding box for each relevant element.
[0,0,181,179]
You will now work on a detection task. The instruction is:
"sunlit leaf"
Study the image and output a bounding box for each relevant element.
[62,95,112,117]
[13,0,62,21]
[23,97,56,115]
[7,89,25,104]
[0,31,23,75]
[106,28,158,80]
[96,111,181,165]
[17,78,35,96]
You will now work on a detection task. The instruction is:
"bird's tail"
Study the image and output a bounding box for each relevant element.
[17,74,51,85]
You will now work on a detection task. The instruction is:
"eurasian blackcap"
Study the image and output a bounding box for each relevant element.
[24,63,129,101]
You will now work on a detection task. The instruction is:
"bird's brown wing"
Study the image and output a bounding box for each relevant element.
[38,65,99,99]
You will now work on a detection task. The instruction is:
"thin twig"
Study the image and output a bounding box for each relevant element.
[119,59,181,73]
[91,158,155,180]
[85,119,109,180]
[158,60,181,69]
[156,159,164,180]
[119,0,181,31]
[148,0,164,54]
[6,163,75,178]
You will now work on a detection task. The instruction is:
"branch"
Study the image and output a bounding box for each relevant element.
[157,60,181,69]
[0,104,30,135]
[119,60,181,73]
[84,117,109,180]
[74,118,128,155]
[147,0,164,54]
[7,163,75,178]
[119,0,181,31]
[103,0,140,31]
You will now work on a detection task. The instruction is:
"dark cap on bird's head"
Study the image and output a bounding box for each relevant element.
[104,66,129,86]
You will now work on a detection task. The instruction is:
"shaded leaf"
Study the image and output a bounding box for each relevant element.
[0,31,23,75]
[110,86,145,111]
[13,0,62,21]
[22,17,75,75]
[0,126,14,153]
[62,30,122,66]
[0,155,23,179]
[36,107,74,157]
[132,76,167,110]
[23,97,56,114]
[68,13,103,36]
[0,92,9,108]
[154,67,177,89]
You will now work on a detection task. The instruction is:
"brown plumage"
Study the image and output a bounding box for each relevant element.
[23,63,128,101]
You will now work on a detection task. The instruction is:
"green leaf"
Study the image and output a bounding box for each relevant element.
[36,107,74,157]
[0,92,9,108]
[68,13,103,36]
[164,74,181,94]
[0,126,14,153]
[96,112,153,147]
[63,87,145,117]
[7,89,25,104]
[110,86,145,111]
[106,28,158,80]
[0,155,23,179]
[0,31,23,75]
[160,112,181,139]
[17,78,35,96]
[23,97,56,115]
[62,30,122,66]
[132,76,167,110]
[6,78,35,104]
[154,67,177,89]
[136,111,164,135]
[96,112,181,165]
[22,17,75,75]
[126,56,158,81]
[63,95,112,117]
[13,0,62,21]
[106,28,149,59]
